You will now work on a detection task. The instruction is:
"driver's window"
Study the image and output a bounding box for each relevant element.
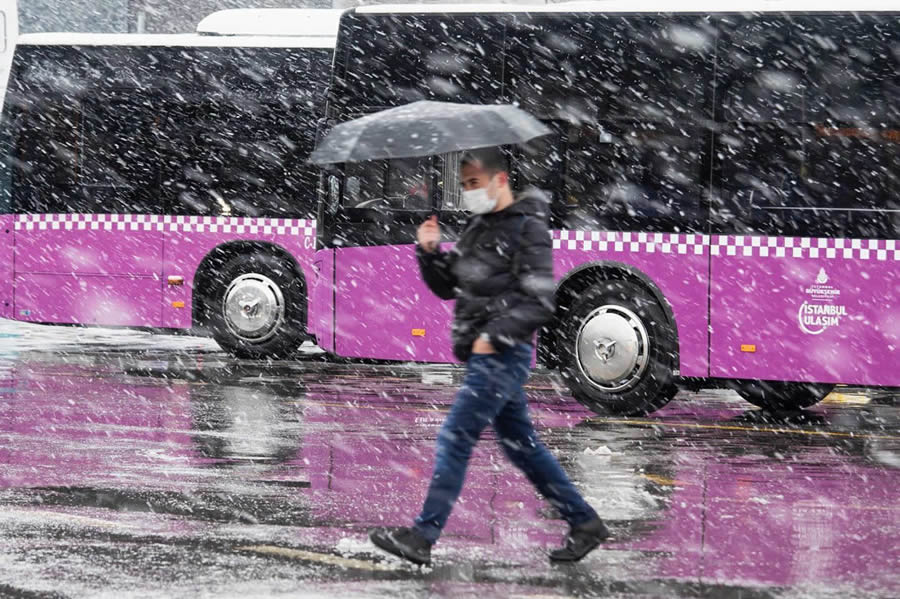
[344,157,433,211]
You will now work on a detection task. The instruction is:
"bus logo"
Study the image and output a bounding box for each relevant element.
[798,302,847,335]
[798,268,847,335]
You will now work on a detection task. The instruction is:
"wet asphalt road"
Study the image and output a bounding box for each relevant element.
[0,321,898,598]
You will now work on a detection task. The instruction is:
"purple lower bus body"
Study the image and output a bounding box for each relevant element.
[310,231,899,387]
[10,214,317,330]
[4,213,898,387]
[711,246,898,385]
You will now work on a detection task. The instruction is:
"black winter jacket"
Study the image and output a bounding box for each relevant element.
[416,188,556,362]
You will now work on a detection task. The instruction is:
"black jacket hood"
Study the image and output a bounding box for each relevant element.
[490,186,551,222]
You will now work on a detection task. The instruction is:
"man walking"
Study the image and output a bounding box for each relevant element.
[369,147,608,565]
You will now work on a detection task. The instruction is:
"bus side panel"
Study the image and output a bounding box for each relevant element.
[14,273,161,327]
[308,248,334,352]
[0,214,13,318]
[14,219,162,275]
[551,231,710,378]
[13,214,163,326]
[161,217,317,330]
[333,244,456,363]
[709,238,900,386]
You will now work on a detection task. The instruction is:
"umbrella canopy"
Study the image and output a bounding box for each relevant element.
[310,101,551,165]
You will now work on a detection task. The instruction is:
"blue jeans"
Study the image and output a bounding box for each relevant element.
[413,343,598,544]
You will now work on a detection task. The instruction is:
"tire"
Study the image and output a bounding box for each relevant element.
[732,381,834,412]
[207,253,306,359]
[558,280,678,416]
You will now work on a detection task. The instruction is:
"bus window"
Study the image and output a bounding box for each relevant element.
[333,13,504,113]
[439,153,462,212]
[715,14,899,239]
[562,122,705,233]
[516,131,564,195]
[78,97,161,213]
[11,94,162,215]
[504,15,713,123]
[718,19,803,124]
[502,15,712,233]
[10,98,81,214]
[344,157,433,212]
[157,46,328,219]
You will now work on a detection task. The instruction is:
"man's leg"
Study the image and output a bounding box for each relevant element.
[492,346,608,561]
[493,388,598,528]
[412,354,507,543]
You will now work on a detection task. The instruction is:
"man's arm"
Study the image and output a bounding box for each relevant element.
[416,245,458,300]
[480,218,555,351]
[415,216,458,300]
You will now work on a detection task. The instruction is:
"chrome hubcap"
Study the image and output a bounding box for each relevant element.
[222,273,285,343]
[576,305,649,392]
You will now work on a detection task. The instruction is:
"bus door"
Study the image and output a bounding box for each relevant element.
[0,213,11,320]
[329,156,456,362]
[11,88,165,327]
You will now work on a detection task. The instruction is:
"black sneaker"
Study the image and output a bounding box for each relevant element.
[549,517,609,562]
[369,526,432,566]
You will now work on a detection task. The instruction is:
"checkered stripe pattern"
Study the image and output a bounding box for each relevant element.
[710,235,898,261]
[552,231,709,256]
[14,214,316,236]
[551,230,899,261]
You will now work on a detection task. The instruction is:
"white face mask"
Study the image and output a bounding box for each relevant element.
[461,177,498,214]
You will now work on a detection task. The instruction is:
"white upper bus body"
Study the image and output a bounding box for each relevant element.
[358,0,898,14]
[16,32,335,50]
[196,8,343,38]
[14,7,342,50]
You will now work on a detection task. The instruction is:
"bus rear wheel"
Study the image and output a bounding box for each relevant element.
[208,253,305,359]
[558,280,678,416]
[732,381,834,412]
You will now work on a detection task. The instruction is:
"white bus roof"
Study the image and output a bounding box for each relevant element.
[358,1,898,14]
[16,32,335,49]
[196,8,344,37]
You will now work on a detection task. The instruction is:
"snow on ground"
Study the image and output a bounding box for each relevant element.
[0,318,221,354]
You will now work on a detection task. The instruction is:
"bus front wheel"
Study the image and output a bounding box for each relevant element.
[209,253,305,359]
[732,381,834,412]
[558,280,678,416]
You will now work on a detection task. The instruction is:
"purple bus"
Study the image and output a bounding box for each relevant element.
[0,21,336,357]
[307,2,899,414]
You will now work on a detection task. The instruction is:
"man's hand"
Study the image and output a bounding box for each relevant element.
[417,215,441,253]
[472,336,495,354]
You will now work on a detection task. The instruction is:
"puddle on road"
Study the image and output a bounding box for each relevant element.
[0,320,898,597]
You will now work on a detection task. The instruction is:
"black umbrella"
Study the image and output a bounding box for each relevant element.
[309,101,551,165]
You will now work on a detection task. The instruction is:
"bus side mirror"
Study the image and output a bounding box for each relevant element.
[327,174,340,214]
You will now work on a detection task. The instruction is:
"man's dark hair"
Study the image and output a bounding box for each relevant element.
[460,146,509,175]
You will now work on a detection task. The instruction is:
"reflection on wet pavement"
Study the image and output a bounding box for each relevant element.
[0,321,898,598]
